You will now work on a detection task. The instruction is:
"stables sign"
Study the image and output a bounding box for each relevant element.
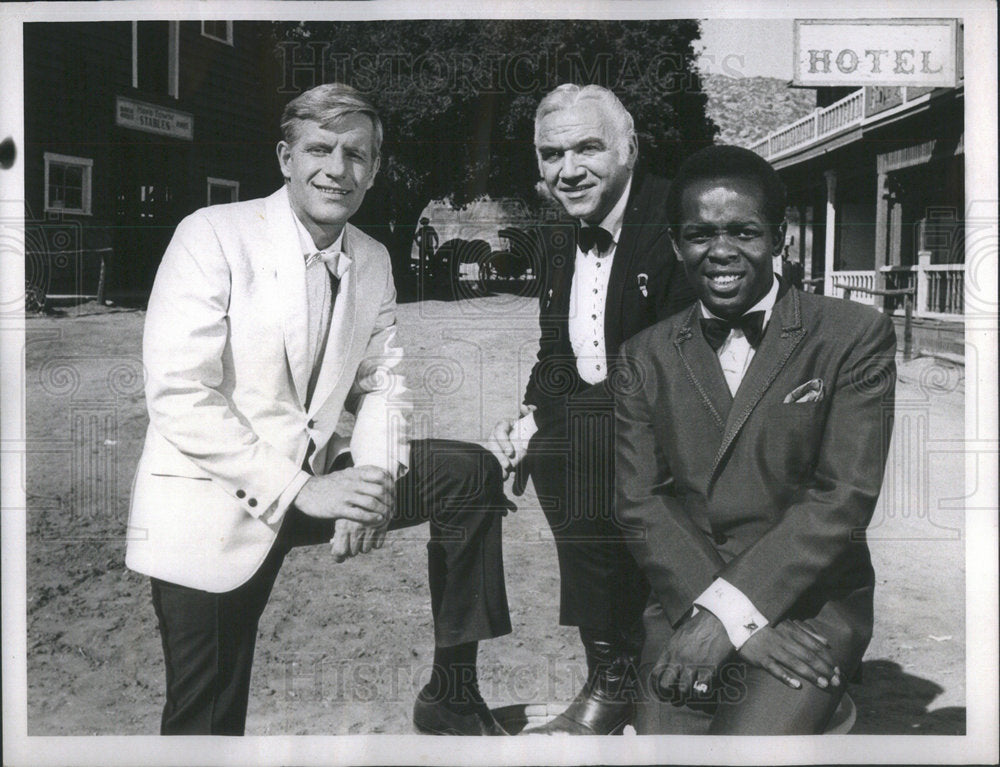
[115,97,194,140]
[793,19,961,88]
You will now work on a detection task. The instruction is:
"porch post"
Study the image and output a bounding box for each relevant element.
[874,170,890,311]
[915,249,931,318]
[824,169,838,270]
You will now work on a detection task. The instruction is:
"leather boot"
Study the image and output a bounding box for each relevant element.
[524,627,641,735]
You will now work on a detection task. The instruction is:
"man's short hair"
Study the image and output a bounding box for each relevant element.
[534,84,636,153]
[665,145,787,233]
[280,83,384,158]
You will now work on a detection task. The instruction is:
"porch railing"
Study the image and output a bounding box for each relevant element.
[880,263,964,318]
[827,264,965,319]
[833,282,915,359]
[825,270,878,306]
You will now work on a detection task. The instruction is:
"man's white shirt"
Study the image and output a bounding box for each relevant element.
[263,209,349,528]
[568,175,632,385]
[509,175,633,456]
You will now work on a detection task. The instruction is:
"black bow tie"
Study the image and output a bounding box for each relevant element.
[700,311,766,351]
[578,226,614,254]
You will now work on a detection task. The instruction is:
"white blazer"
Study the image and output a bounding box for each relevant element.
[126,187,410,592]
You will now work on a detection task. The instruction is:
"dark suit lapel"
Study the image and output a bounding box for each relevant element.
[674,303,734,429]
[545,225,576,317]
[710,287,806,482]
[604,171,645,351]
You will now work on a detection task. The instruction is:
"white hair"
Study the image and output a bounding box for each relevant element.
[533,84,636,159]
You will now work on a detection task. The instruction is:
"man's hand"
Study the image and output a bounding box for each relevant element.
[737,619,841,690]
[488,404,536,480]
[293,465,395,525]
[330,517,389,563]
[653,610,734,703]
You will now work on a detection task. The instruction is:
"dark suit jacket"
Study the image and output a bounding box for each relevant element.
[522,170,694,436]
[615,288,896,647]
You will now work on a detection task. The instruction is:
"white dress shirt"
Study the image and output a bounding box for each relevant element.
[699,277,780,396]
[693,277,780,648]
[568,175,632,385]
[510,177,635,452]
[263,211,349,528]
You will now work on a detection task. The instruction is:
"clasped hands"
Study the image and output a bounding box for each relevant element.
[653,609,841,703]
[293,465,396,563]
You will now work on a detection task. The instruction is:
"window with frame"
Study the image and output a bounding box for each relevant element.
[132,21,179,98]
[201,20,233,45]
[44,153,93,215]
[207,177,239,206]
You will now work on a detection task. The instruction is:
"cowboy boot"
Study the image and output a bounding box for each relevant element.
[524,627,641,735]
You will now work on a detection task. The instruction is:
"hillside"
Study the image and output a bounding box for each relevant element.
[701,74,817,147]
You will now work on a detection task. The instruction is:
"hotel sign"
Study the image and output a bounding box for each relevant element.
[115,97,193,140]
[793,19,961,88]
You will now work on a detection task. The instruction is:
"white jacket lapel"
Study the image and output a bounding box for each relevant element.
[265,187,310,408]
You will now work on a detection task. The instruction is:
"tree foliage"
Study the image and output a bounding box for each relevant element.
[268,20,717,266]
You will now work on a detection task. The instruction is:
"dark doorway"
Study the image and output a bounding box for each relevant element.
[112,139,189,297]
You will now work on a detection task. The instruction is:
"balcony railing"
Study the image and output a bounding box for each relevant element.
[750,90,865,160]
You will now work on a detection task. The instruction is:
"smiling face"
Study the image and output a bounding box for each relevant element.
[276,114,380,249]
[535,101,637,225]
[672,176,786,320]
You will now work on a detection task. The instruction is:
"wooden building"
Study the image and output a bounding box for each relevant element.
[751,82,965,355]
[24,21,283,303]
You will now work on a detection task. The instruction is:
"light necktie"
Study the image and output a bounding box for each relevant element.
[305,249,351,279]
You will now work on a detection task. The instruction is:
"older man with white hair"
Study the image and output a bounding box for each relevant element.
[489,84,694,735]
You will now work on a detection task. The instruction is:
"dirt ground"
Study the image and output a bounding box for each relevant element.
[23,291,966,736]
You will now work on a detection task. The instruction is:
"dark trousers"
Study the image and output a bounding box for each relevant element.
[526,401,649,638]
[150,439,510,735]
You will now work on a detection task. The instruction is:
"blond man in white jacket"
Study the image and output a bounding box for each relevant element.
[127,84,511,736]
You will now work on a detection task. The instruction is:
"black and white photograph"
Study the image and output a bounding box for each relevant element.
[1,1,996,765]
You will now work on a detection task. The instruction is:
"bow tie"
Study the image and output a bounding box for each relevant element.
[305,249,351,279]
[578,226,614,255]
[700,311,766,351]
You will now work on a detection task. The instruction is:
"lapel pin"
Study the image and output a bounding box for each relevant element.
[637,273,648,297]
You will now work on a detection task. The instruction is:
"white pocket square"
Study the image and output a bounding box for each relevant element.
[784,378,824,403]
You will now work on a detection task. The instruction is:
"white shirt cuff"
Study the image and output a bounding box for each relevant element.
[263,470,312,532]
[693,578,769,650]
[510,411,538,465]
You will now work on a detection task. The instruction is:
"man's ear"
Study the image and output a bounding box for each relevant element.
[773,220,788,255]
[669,230,683,262]
[623,133,639,170]
[670,233,684,263]
[276,141,291,181]
[365,154,381,190]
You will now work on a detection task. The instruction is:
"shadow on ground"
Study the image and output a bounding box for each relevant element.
[851,659,965,734]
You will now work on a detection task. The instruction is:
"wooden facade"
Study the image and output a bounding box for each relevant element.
[751,82,965,354]
[24,21,283,302]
